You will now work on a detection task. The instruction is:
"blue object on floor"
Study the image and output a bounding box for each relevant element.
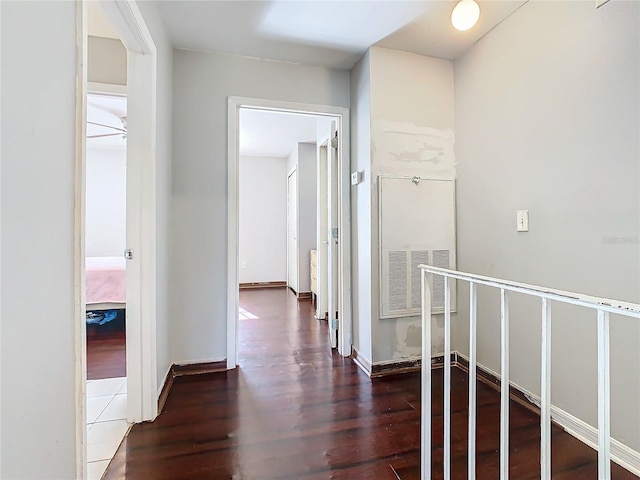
[86,309,119,325]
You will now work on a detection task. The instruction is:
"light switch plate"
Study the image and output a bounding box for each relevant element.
[351,171,361,185]
[517,210,529,232]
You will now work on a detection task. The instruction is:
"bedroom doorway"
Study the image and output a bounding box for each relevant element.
[232,102,352,369]
[85,90,129,478]
[237,108,320,367]
[77,1,159,478]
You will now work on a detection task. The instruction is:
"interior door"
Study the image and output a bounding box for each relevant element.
[287,169,298,294]
[316,144,329,321]
[327,121,339,349]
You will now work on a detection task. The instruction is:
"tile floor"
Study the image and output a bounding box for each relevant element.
[86,377,129,480]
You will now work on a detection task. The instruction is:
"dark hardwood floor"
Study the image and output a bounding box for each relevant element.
[103,288,637,479]
[86,312,126,380]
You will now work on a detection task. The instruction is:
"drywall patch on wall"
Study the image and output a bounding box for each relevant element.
[384,314,446,360]
[371,119,456,179]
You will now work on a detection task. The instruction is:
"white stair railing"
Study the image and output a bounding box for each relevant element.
[419,265,640,480]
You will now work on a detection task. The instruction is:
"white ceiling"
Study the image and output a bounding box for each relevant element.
[89,1,527,155]
[87,94,127,149]
[240,109,319,158]
[158,0,526,69]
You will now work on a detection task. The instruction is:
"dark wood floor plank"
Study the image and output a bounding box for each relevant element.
[86,314,126,380]
[104,288,638,479]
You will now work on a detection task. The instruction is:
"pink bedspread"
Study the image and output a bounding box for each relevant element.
[86,257,126,305]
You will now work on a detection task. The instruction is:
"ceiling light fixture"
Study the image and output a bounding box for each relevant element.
[451,0,480,32]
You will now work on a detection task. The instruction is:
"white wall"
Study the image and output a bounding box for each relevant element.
[87,35,126,86]
[349,51,373,363]
[369,47,455,363]
[296,143,317,293]
[85,147,126,257]
[171,49,349,363]
[454,1,640,452]
[1,2,77,477]
[135,0,174,396]
[239,155,287,283]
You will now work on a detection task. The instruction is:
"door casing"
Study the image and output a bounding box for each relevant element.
[286,168,299,294]
[75,1,158,477]
[227,97,352,367]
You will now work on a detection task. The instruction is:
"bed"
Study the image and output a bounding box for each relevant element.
[86,256,126,311]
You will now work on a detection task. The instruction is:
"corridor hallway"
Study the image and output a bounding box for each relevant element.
[104,288,637,479]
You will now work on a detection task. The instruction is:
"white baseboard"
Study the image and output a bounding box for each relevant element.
[454,351,640,476]
[552,405,640,477]
[157,364,173,399]
[351,348,372,376]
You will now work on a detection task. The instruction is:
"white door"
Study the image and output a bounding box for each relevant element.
[316,144,329,321]
[327,121,339,349]
[287,169,298,294]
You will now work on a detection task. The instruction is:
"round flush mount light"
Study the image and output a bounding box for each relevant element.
[451,0,480,31]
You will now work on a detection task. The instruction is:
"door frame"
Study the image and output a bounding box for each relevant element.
[316,142,329,321]
[75,0,158,476]
[326,121,339,349]
[286,167,299,294]
[227,97,352,367]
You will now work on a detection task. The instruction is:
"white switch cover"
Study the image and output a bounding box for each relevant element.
[351,171,361,185]
[241,261,247,269]
[517,210,529,232]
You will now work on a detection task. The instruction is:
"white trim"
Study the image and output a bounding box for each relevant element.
[126,42,158,424]
[336,113,352,356]
[227,96,352,368]
[315,140,329,322]
[286,167,299,294]
[87,81,126,96]
[99,0,158,423]
[554,405,640,477]
[351,350,372,376]
[74,3,88,478]
[76,0,158,476]
[157,364,172,399]
[455,352,640,477]
[0,0,2,471]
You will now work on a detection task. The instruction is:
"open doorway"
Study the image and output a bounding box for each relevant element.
[84,90,129,478]
[237,109,319,353]
[84,4,130,478]
[77,1,159,478]
[229,99,352,369]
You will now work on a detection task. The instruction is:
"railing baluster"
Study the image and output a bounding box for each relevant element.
[468,282,477,480]
[421,270,432,480]
[444,277,451,480]
[500,289,510,479]
[417,265,640,480]
[597,310,611,480]
[541,298,552,479]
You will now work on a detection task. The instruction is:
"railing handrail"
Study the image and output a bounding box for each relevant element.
[419,265,636,480]
[418,264,640,318]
